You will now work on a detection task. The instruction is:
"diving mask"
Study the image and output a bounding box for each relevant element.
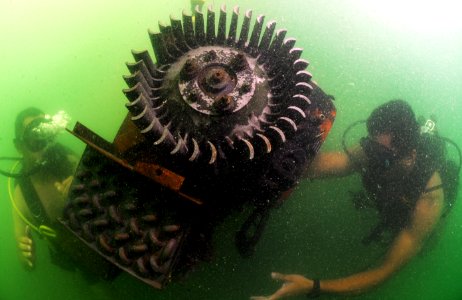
[22,111,71,152]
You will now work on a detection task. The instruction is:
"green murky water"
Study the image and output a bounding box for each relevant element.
[1,0,461,299]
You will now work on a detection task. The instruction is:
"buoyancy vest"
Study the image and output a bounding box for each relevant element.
[361,134,445,243]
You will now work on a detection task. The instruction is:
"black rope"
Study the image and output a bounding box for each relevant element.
[341,120,366,157]
[440,136,462,175]
[0,157,43,178]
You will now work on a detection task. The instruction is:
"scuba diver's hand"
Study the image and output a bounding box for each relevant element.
[54,175,73,198]
[251,272,314,300]
[17,225,35,270]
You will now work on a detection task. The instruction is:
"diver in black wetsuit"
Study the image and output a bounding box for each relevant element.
[252,100,459,299]
[6,108,122,298]
[11,107,78,270]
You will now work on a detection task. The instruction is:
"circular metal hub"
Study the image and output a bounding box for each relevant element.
[178,47,256,116]
[198,65,236,96]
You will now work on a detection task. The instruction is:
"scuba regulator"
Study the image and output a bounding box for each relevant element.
[342,116,461,175]
[21,111,71,153]
[0,111,71,178]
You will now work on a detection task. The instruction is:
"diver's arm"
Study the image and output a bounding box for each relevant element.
[304,146,365,179]
[319,171,444,294]
[12,186,35,269]
[251,172,444,299]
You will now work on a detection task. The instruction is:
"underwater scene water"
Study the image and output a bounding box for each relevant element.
[1,0,461,299]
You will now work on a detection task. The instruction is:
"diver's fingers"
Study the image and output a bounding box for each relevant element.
[22,256,34,269]
[18,234,34,255]
[21,250,33,258]
[271,272,289,282]
[55,176,73,196]
[251,290,289,300]
[250,274,294,300]
[54,182,63,192]
[26,259,34,268]
[63,175,74,185]
[18,235,32,243]
[19,246,35,269]
[18,241,32,252]
[270,286,297,300]
[62,175,74,190]
[18,236,33,246]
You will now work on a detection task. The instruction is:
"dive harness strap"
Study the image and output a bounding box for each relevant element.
[424,184,443,194]
[14,175,57,238]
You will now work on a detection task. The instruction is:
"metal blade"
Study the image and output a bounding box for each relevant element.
[206,5,216,44]
[256,133,272,153]
[158,22,183,58]
[267,29,287,61]
[123,82,151,101]
[256,21,276,64]
[248,14,265,56]
[125,94,149,116]
[123,71,151,92]
[188,138,200,161]
[291,94,312,110]
[293,59,309,72]
[148,30,172,65]
[194,7,206,45]
[206,141,218,164]
[277,116,298,132]
[131,50,157,77]
[182,10,197,48]
[294,82,313,96]
[240,138,255,160]
[216,5,227,45]
[227,6,239,46]
[170,16,189,52]
[237,10,252,49]
[126,61,154,88]
[295,70,313,83]
[268,126,286,143]
[289,47,303,62]
[286,106,307,123]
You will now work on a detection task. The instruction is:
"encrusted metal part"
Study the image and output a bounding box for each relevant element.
[62,149,189,288]
[123,5,323,165]
[61,5,336,290]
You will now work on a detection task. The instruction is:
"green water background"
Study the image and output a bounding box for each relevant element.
[1,0,461,299]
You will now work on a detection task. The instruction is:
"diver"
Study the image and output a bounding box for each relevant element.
[7,107,78,270]
[252,100,460,299]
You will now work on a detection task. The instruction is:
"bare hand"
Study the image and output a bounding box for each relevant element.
[251,272,314,300]
[54,175,74,197]
[17,225,35,270]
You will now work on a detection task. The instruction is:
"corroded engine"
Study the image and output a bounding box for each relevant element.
[59,5,336,289]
